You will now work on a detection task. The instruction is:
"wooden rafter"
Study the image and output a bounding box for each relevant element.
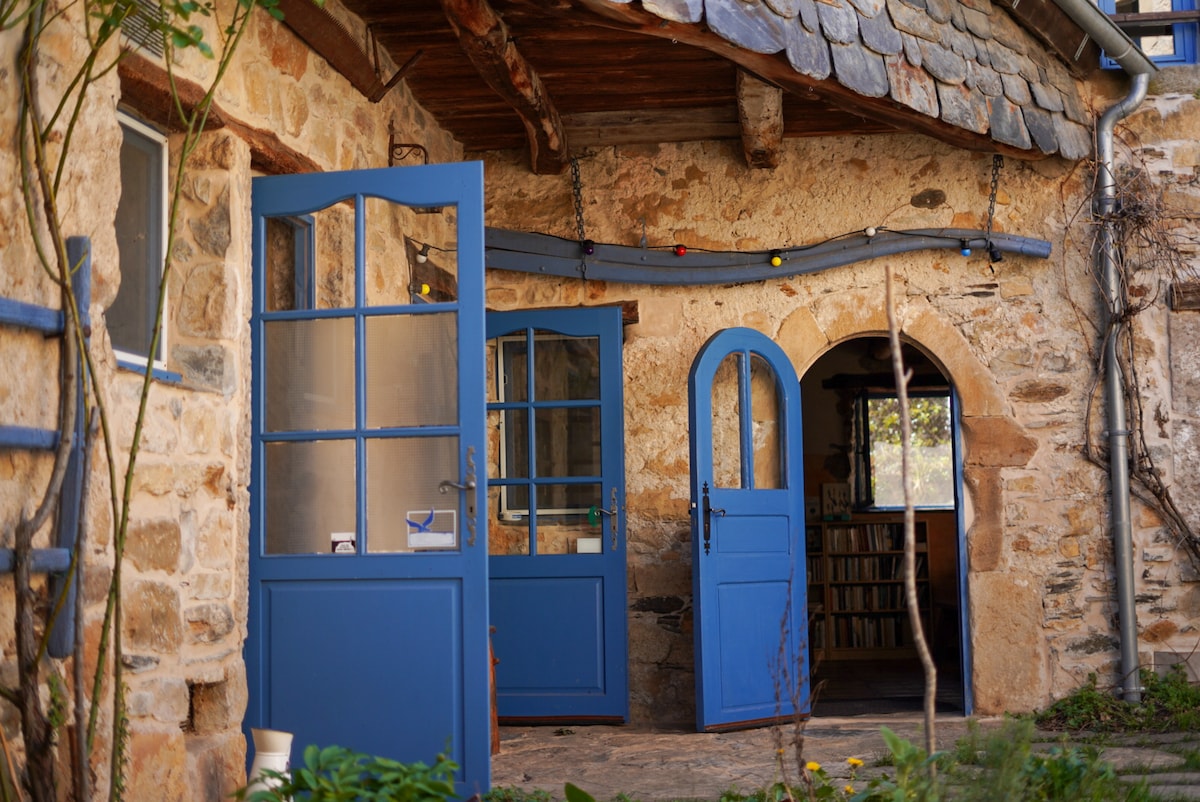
[440,0,569,175]
[736,70,783,169]
[573,0,1044,160]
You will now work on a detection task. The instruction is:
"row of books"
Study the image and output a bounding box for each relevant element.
[831,614,913,649]
[825,523,907,551]
[830,583,929,612]
[826,554,927,581]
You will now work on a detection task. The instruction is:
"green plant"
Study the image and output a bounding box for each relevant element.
[1036,666,1200,733]
[235,744,459,802]
[484,787,555,802]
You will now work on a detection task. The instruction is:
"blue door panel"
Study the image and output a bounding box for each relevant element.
[689,328,809,731]
[491,577,604,693]
[714,514,790,553]
[248,163,489,793]
[716,580,792,709]
[263,580,463,762]
[486,307,627,721]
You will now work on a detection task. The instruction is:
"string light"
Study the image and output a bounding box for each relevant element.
[582,239,595,256]
[770,250,782,267]
[673,244,687,256]
[960,240,972,257]
[415,243,431,263]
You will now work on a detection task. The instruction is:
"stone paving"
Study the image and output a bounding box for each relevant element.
[491,714,1200,801]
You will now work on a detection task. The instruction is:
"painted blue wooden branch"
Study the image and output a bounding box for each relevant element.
[0,236,90,659]
[48,236,91,658]
[0,549,71,574]
[0,426,60,451]
[0,298,64,335]
[484,227,1052,285]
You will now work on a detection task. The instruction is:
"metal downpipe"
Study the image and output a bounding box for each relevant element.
[1096,72,1150,704]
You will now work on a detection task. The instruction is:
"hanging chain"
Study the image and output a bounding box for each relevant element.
[571,157,587,244]
[985,154,1003,258]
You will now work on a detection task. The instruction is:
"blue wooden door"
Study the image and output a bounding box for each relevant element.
[485,307,627,721]
[246,163,490,793]
[688,328,809,731]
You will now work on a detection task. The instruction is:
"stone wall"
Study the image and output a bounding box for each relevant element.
[479,92,1200,720]
[0,0,459,797]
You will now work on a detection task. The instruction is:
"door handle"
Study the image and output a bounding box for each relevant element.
[699,481,724,556]
[587,487,621,550]
[439,446,478,546]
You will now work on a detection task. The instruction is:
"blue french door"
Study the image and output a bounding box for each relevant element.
[246,163,490,793]
[688,328,809,731]
[485,307,627,721]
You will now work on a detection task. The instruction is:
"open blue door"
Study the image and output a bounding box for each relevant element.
[688,328,809,731]
[485,307,627,721]
[246,163,490,793]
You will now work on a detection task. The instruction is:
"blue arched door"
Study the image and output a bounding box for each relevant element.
[246,163,490,793]
[688,328,809,731]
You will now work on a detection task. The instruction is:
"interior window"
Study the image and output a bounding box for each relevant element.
[112,113,168,368]
[855,392,953,509]
[495,332,601,520]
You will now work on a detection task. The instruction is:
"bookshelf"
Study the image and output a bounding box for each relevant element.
[806,517,930,660]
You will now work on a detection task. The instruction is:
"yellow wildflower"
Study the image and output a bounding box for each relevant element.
[805,761,821,772]
[844,785,855,794]
[847,757,864,767]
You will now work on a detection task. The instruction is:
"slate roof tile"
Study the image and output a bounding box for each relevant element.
[901,31,924,66]
[766,0,803,19]
[886,53,940,116]
[859,9,905,54]
[645,0,702,23]
[796,0,821,33]
[968,60,1004,96]
[988,95,1032,148]
[925,0,954,24]
[818,0,862,44]
[1053,115,1092,159]
[937,81,990,133]
[1022,105,1060,154]
[831,39,891,96]
[887,0,943,41]
[706,0,788,53]
[961,6,991,39]
[1001,72,1032,104]
[624,0,1098,158]
[1030,81,1064,112]
[786,19,834,77]
[846,0,887,19]
[919,38,969,84]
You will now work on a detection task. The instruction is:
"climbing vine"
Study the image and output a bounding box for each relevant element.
[4,0,285,798]
[1076,131,1200,572]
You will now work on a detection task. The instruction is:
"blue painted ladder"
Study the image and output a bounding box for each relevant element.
[0,236,91,658]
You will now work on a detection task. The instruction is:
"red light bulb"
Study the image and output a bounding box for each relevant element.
[673,244,687,256]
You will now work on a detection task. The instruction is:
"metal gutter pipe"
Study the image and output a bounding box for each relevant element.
[1050,0,1158,75]
[1096,71,1151,704]
[1050,0,1155,703]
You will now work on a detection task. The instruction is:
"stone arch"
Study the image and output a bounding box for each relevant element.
[777,285,1042,713]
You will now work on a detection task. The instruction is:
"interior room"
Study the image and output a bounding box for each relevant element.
[800,337,965,715]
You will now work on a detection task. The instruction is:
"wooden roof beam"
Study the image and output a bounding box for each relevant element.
[736,70,783,169]
[440,0,569,175]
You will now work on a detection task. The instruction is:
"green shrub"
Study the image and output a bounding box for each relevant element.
[233,744,459,802]
[1036,666,1200,733]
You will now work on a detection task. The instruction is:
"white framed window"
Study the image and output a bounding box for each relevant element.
[112,112,168,371]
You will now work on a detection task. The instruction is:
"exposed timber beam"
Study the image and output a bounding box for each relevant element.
[736,70,783,169]
[573,0,1043,160]
[440,0,569,175]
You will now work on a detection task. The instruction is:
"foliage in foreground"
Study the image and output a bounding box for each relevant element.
[1035,666,1200,733]
[537,719,1148,802]
[234,744,459,802]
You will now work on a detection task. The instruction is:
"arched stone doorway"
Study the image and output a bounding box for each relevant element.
[777,289,1040,715]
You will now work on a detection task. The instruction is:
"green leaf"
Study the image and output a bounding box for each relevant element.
[564,783,596,802]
